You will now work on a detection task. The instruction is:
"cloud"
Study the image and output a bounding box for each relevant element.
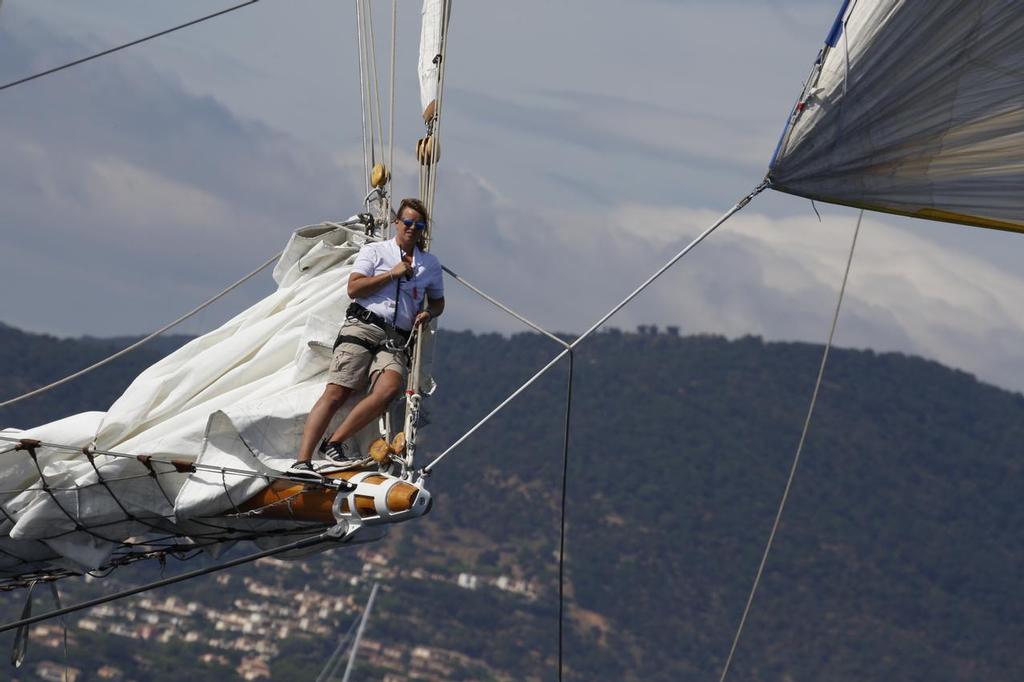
[0,12,364,336]
[4,0,1024,398]
[452,88,767,174]
[432,177,1024,392]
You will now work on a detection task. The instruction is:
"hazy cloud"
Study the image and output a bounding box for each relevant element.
[4,1,1024,396]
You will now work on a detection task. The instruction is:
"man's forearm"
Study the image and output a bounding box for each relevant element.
[427,298,445,319]
[348,272,397,299]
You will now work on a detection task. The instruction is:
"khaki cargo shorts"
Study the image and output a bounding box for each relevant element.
[327,319,409,390]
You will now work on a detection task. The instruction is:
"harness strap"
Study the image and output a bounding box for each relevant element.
[346,302,411,340]
[333,334,382,353]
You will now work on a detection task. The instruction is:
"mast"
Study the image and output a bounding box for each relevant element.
[397,0,450,464]
[403,0,452,467]
[340,582,379,682]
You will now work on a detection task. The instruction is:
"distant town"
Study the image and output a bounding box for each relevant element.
[24,546,537,682]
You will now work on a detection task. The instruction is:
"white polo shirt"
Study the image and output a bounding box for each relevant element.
[351,239,444,331]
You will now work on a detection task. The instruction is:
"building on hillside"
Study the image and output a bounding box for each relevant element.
[236,656,271,680]
[35,661,81,682]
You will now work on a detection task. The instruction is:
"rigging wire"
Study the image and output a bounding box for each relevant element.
[428,0,453,221]
[556,352,574,682]
[441,265,568,348]
[717,209,863,682]
[352,0,395,227]
[429,182,767,677]
[400,0,452,465]
[417,0,452,226]
[315,606,363,682]
[423,181,768,474]
[386,0,397,219]
[354,0,371,194]
[0,252,280,410]
[340,581,379,682]
[0,0,260,93]
[366,5,385,174]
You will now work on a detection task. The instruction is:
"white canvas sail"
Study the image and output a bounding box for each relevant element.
[769,0,1024,232]
[0,223,388,574]
[418,0,448,119]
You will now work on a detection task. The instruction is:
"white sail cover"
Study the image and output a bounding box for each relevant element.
[768,0,1024,232]
[0,223,393,576]
[418,0,448,115]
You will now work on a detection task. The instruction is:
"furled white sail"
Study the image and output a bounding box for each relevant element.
[769,0,1024,232]
[418,0,448,119]
[0,223,387,575]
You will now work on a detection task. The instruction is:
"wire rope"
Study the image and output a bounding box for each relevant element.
[717,209,863,682]
[386,0,397,220]
[340,582,379,682]
[423,182,767,474]
[422,0,452,223]
[366,4,385,172]
[315,608,362,682]
[0,1,260,93]
[441,265,567,347]
[556,351,574,682]
[354,0,371,191]
[0,252,280,409]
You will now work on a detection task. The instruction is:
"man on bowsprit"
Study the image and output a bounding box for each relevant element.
[290,197,445,478]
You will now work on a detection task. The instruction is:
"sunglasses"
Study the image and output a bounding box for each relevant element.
[397,218,427,230]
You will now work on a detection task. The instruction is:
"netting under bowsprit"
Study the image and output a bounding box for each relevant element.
[0,436,331,591]
[0,220,445,590]
[0,222,393,590]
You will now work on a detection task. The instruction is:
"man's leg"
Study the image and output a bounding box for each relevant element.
[325,370,403,446]
[296,383,353,463]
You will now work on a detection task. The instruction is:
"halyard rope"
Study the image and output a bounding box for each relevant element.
[387,0,397,220]
[355,0,370,194]
[717,209,863,682]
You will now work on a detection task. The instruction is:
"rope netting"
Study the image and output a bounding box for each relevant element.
[0,435,339,591]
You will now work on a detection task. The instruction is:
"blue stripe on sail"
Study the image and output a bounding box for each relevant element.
[769,0,856,174]
[767,112,794,173]
[824,0,853,46]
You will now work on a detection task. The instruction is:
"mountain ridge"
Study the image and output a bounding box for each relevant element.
[1,322,1022,681]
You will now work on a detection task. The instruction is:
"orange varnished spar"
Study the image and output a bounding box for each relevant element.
[238,470,419,524]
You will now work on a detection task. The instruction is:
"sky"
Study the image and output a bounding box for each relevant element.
[3,0,1024,392]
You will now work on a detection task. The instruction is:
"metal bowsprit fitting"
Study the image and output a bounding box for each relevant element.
[240,469,432,543]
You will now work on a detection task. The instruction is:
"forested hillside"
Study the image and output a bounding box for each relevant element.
[2,323,1023,681]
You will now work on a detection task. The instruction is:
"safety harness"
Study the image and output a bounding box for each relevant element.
[334,302,412,355]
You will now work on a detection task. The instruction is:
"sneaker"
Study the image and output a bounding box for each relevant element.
[286,460,324,483]
[320,439,356,463]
